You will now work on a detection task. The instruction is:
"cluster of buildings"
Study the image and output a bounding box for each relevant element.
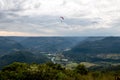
[47,53,69,65]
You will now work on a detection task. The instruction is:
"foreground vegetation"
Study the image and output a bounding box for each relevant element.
[0,62,120,80]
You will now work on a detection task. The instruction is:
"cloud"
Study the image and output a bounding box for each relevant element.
[0,0,120,36]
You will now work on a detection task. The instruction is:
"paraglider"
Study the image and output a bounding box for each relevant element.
[60,16,64,23]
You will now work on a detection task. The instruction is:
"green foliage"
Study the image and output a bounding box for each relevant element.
[0,62,119,80]
[0,62,29,80]
[74,64,88,75]
[2,62,29,71]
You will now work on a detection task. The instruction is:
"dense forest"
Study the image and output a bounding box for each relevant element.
[0,62,120,80]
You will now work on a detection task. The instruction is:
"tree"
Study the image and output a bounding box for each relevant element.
[74,64,88,75]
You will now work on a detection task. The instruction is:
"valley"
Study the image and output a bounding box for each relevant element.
[0,36,120,70]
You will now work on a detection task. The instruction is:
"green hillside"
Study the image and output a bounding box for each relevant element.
[0,51,49,69]
[0,37,24,54]
[64,37,120,62]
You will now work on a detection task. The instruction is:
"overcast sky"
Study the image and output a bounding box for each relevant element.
[0,0,120,36]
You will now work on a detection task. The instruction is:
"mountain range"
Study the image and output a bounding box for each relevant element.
[0,37,86,54]
[0,36,86,69]
[0,36,120,69]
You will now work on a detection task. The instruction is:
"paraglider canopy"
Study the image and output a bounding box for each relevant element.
[60,16,64,23]
[60,16,64,20]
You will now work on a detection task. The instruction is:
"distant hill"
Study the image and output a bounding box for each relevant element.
[20,37,86,53]
[64,37,120,62]
[84,37,105,41]
[71,37,120,54]
[0,37,24,55]
[6,36,27,42]
[0,51,49,69]
[0,37,86,54]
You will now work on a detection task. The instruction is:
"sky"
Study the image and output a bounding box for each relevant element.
[0,0,120,36]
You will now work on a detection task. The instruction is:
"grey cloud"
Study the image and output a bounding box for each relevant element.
[0,15,58,34]
[65,18,101,26]
[0,11,21,23]
[57,28,116,36]
[33,2,41,9]
[110,19,120,28]
[0,12,6,18]
[60,0,67,6]
[0,0,42,12]
[0,11,20,18]
[9,16,60,26]
[0,23,44,34]
[0,13,102,31]
[16,16,102,28]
